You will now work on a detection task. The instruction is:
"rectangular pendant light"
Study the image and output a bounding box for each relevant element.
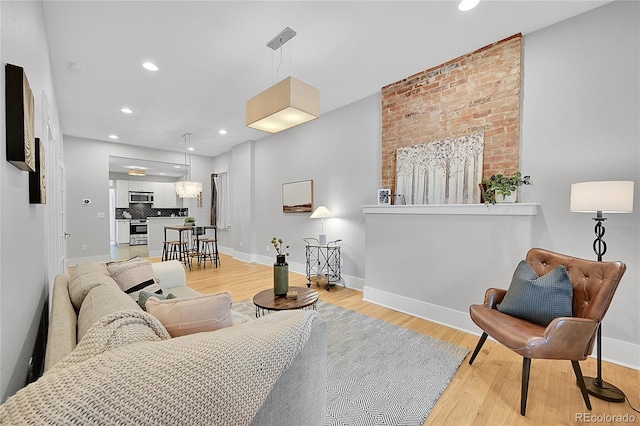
[246,76,320,133]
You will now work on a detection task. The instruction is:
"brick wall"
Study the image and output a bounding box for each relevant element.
[381,34,522,192]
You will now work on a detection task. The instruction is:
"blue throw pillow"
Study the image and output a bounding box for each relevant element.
[497,260,573,326]
[138,290,176,311]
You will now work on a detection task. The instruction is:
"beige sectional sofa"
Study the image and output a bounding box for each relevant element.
[0,260,327,425]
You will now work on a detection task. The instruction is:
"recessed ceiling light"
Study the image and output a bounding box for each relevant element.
[120,107,133,114]
[174,165,181,169]
[219,129,227,135]
[159,172,165,175]
[458,0,479,11]
[142,62,159,71]
[187,147,195,151]
[109,134,119,139]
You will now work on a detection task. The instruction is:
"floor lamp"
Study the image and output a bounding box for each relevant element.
[570,180,634,402]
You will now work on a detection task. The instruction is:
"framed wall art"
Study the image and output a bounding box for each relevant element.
[29,138,46,204]
[5,63,36,172]
[377,189,391,205]
[282,179,313,213]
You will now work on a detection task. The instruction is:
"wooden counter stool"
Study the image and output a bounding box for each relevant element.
[162,240,179,261]
[199,237,219,268]
[167,240,191,270]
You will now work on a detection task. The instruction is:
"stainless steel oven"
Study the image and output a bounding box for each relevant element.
[129,219,148,245]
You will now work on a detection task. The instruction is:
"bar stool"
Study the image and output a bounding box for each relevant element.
[186,227,205,268]
[199,237,219,268]
[167,240,191,270]
[162,240,179,261]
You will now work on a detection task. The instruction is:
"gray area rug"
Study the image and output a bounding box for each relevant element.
[233,299,469,426]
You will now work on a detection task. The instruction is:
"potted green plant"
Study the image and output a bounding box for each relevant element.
[184,216,195,226]
[482,172,532,204]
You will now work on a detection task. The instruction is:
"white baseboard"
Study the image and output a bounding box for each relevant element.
[363,286,640,370]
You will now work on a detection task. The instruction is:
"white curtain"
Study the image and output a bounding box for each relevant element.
[212,172,230,228]
[396,133,484,204]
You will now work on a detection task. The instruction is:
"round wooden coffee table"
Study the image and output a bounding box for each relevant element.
[253,286,319,318]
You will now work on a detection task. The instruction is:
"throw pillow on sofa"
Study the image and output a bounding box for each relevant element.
[138,290,176,311]
[145,292,234,337]
[107,256,162,302]
[497,260,573,326]
[68,261,122,311]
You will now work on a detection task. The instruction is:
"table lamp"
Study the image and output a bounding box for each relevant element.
[570,180,634,402]
[310,206,334,245]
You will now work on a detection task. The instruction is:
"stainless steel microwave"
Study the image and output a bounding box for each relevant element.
[129,192,154,204]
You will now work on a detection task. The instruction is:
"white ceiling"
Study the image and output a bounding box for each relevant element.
[42,0,610,159]
[108,156,188,178]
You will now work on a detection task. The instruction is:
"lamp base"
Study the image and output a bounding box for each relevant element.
[318,234,327,245]
[583,376,625,403]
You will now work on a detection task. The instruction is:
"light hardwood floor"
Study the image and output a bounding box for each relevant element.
[151,254,640,426]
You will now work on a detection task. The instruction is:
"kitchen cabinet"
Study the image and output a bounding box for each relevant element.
[152,182,164,208]
[116,180,129,208]
[128,181,154,192]
[153,182,182,208]
[164,183,182,208]
[116,220,130,245]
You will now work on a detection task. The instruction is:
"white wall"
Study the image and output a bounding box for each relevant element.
[521,0,639,365]
[226,95,382,286]
[64,136,216,263]
[0,0,63,401]
[229,141,256,261]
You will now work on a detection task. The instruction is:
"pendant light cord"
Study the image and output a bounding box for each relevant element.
[183,133,192,181]
[276,35,283,81]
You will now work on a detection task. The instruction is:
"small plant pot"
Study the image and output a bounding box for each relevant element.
[496,192,517,203]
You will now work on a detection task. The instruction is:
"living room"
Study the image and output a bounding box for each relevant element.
[1,0,638,424]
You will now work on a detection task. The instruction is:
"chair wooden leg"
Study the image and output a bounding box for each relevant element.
[571,360,592,410]
[469,332,488,365]
[521,357,531,416]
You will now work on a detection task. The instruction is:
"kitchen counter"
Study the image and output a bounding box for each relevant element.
[146,216,187,220]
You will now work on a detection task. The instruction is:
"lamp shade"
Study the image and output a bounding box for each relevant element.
[310,205,334,219]
[175,181,203,199]
[246,77,320,133]
[570,181,634,213]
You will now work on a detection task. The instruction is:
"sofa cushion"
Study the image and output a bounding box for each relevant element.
[78,284,142,342]
[145,292,234,337]
[498,260,573,326]
[68,261,120,311]
[152,260,187,290]
[107,257,162,302]
[138,290,176,311]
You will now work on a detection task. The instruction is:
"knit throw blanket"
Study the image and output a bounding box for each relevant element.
[0,309,319,425]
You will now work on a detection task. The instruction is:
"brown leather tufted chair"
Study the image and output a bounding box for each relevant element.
[468,248,626,416]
